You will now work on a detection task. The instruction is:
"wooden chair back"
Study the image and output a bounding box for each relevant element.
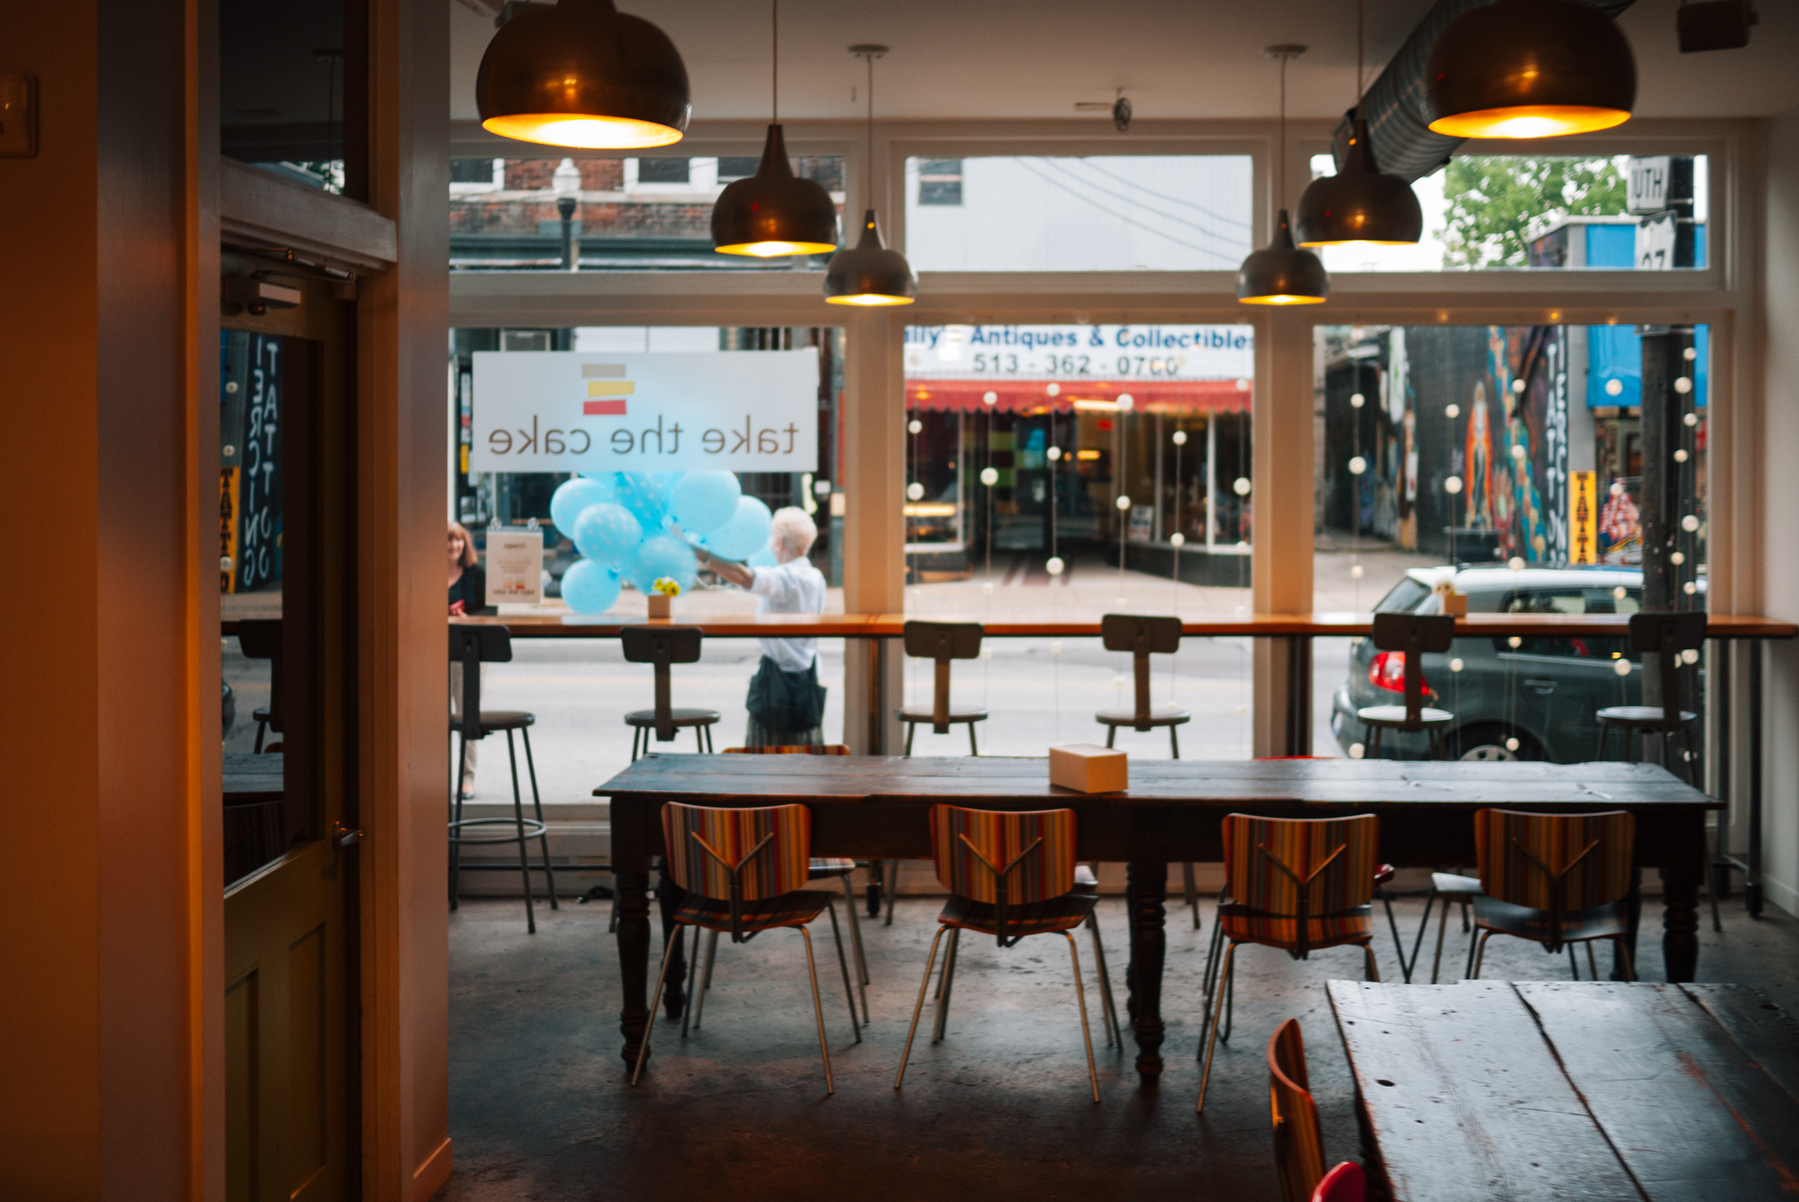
[723,745,851,755]
[1629,611,1707,735]
[903,621,983,732]
[1222,814,1379,958]
[449,623,511,742]
[622,625,703,742]
[1101,614,1182,722]
[237,618,284,735]
[929,805,1076,946]
[660,802,812,941]
[1371,612,1454,726]
[1474,808,1635,952]
[1268,1019,1327,1202]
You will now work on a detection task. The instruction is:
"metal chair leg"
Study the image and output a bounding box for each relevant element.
[1062,931,1101,1103]
[1170,725,1181,759]
[826,902,862,1038]
[1220,950,1236,1043]
[631,928,680,1085]
[797,926,834,1095]
[1586,942,1599,980]
[1183,862,1200,930]
[1105,724,1117,749]
[1197,941,1237,1113]
[681,928,703,1038]
[841,874,870,1000]
[1084,909,1122,1049]
[521,727,557,908]
[1408,890,1436,981]
[1380,887,1409,982]
[1433,895,1455,983]
[1469,930,1492,979]
[932,928,961,1044]
[505,730,537,934]
[904,722,916,756]
[692,929,718,1030]
[1363,942,1381,982]
[884,859,898,926]
[1197,911,1227,1052]
[895,926,950,1090]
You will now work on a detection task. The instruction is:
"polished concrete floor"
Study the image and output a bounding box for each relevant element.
[441,882,1799,1202]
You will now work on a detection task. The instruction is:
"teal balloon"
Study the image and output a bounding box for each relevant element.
[622,533,698,595]
[560,559,621,614]
[747,544,778,568]
[671,471,741,534]
[615,471,682,531]
[550,476,614,535]
[570,502,642,565]
[703,496,774,560]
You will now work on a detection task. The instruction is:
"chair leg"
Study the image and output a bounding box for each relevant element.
[1183,862,1200,930]
[1170,725,1181,759]
[904,722,916,757]
[521,728,557,909]
[1433,896,1454,984]
[1380,888,1409,982]
[1061,931,1101,1103]
[841,874,870,1000]
[1085,909,1123,1049]
[895,925,950,1090]
[1470,930,1492,979]
[932,928,961,1044]
[1586,942,1599,981]
[826,902,862,1039]
[1409,890,1436,983]
[506,730,537,934]
[1105,724,1117,749]
[1197,942,1238,1113]
[796,926,834,1095]
[968,721,980,757]
[630,726,639,763]
[884,859,898,926]
[1363,942,1381,982]
[449,732,466,910]
[692,929,718,1030]
[1221,950,1236,1043]
[631,928,681,1086]
[1615,937,1635,982]
[681,929,704,1038]
[1197,912,1227,1052]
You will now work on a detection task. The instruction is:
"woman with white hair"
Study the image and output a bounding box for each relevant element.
[697,506,828,746]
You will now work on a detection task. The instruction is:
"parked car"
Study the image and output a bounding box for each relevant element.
[1329,565,1697,763]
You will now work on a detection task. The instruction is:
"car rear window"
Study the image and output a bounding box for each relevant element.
[1374,577,1433,614]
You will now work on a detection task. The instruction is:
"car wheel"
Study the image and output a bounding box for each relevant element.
[1451,724,1542,762]
[1459,743,1514,762]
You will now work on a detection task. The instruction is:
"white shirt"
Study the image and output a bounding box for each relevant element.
[748,557,827,671]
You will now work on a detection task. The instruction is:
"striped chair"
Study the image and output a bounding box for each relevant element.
[1269,1019,1368,1202]
[1198,814,1381,1112]
[1468,808,1637,982]
[632,802,859,1095]
[895,805,1107,1102]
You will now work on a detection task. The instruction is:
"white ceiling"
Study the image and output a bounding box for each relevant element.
[449,0,1799,126]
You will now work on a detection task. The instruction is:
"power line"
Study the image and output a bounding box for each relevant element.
[1068,158,1254,230]
[1028,157,1249,249]
[1009,158,1239,266]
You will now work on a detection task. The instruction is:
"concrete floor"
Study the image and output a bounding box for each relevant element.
[441,883,1799,1202]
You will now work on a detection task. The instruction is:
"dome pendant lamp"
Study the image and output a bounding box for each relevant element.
[476,0,691,150]
[1425,0,1636,138]
[712,1,839,257]
[824,46,916,307]
[1239,47,1329,306]
[1296,0,1422,247]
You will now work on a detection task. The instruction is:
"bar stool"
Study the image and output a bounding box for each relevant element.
[448,623,557,933]
[1357,612,1456,759]
[897,620,987,755]
[621,626,720,760]
[1095,614,1200,928]
[237,618,284,753]
[1596,611,1706,780]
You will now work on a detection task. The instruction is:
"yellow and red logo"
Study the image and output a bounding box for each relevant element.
[582,362,633,416]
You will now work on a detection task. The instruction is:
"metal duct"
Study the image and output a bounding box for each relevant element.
[1333,0,1636,182]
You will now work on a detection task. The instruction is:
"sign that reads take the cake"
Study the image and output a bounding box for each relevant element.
[470,350,819,473]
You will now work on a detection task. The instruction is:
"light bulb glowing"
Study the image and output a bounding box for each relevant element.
[1348,456,1367,475]
[1509,635,1522,648]
[1505,736,1520,752]
[717,239,836,257]
[1352,564,1364,579]
[982,391,998,406]
[908,419,922,434]
[1445,475,1463,495]
[1349,742,1365,760]
[1675,377,1692,395]
[1682,515,1700,532]
[1605,378,1625,396]
[1685,412,1699,427]
[1450,657,1465,672]
[1172,430,1187,446]
[825,292,915,306]
[1428,107,1630,139]
[906,482,924,501]
[1511,444,1527,460]
[1683,648,1700,665]
[1671,551,1686,566]
[1613,586,1627,599]
[1046,446,1062,461]
[1350,393,1365,409]
[1685,581,1698,595]
[1615,659,1632,676]
[1446,403,1460,419]
[1170,532,1185,547]
[481,113,685,150]
[1610,482,1625,497]
[1046,556,1065,576]
[1674,449,1688,463]
[980,467,999,486]
[1116,494,1132,511]
[1233,478,1251,497]
[1117,394,1134,411]
[1684,347,1698,361]
[1509,557,1525,571]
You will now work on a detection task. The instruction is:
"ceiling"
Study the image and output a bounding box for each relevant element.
[449,0,1799,126]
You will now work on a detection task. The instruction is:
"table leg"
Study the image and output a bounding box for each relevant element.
[616,870,652,1070]
[1125,859,1168,1079]
[1662,861,1702,983]
[656,865,687,1019]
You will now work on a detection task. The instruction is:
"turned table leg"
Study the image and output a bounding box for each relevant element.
[616,870,652,1070]
[1125,859,1169,1078]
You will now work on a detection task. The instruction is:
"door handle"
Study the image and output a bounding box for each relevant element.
[330,821,363,871]
[1522,678,1558,695]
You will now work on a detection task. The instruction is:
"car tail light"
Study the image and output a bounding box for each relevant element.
[1370,650,1421,694]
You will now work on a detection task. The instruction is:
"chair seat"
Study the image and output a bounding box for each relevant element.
[251,705,281,728]
[896,706,988,724]
[1432,871,1484,896]
[938,890,1097,937]
[1473,894,1629,944]
[1356,704,1454,728]
[1095,704,1191,729]
[1596,705,1699,727]
[808,857,857,879]
[1074,864,1099,889]
[673,888,838,934]
[624,708,721,728]
[1217,901,1374,950]
[448,709,534,734]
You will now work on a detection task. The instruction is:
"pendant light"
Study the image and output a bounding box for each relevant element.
[476,0,690,150]
[1296,0,1422,247]
[1238,47,1329,306]
[824,46,916,307]
[712,1,839,256]
[1426,0,1636,138]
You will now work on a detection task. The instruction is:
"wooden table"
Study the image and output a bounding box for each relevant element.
[1330,980,1799,1201]
[597,755,1718,1078]
[223,752,284,803]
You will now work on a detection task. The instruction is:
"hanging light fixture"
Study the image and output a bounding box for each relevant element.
[476,0,691,150]
[1296,0,1422,247]
[1425,0,1636,138]
[1239,47,1329,306]
[824,46,916,306]
[712,1,839,256]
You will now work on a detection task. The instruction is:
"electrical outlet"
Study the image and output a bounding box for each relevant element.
[0,76,37,158]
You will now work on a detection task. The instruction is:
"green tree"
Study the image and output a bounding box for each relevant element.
[1441,157,1627,268]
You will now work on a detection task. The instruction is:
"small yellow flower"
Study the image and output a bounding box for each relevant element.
[651,577,682,597]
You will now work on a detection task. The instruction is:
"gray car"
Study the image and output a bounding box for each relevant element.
[1330,566,1678,763]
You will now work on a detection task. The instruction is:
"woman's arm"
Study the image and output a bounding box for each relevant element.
[696,548,754,589]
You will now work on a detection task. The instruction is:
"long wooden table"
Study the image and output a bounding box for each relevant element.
[1330,980,1799,1201]
[597,755,1718,1079]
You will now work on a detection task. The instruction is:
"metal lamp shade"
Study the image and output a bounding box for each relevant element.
[824,210,916,306]
[1426,0,1636,139]
[1296,114,1423,246]
[712,125,840,256]
[1237,211,1329,306]
[476,0,691,149]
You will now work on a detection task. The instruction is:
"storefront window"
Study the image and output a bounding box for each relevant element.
[903,156,1253,271]
[221,0,364,198]
[1306,154,1709,274]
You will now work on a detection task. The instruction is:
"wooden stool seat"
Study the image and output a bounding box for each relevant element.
[1596,705,1698,727]
[897,621,987,757]
[896,705,988,723]
[1096,704,1190,730]
[620,627,716,759]
[472,709,535,733]
[624,707,721,728]
[1355,704,1454,727]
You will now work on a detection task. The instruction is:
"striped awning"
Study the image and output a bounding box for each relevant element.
[905,377,1252,414]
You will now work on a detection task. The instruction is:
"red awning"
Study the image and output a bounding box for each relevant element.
[905,378,1251,414]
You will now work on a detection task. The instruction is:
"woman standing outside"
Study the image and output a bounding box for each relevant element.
[448,522,493,798]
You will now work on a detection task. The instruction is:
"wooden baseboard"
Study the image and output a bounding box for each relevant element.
[412,1135,452,1200]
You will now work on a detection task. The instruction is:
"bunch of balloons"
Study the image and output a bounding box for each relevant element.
[549,470,774,613]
